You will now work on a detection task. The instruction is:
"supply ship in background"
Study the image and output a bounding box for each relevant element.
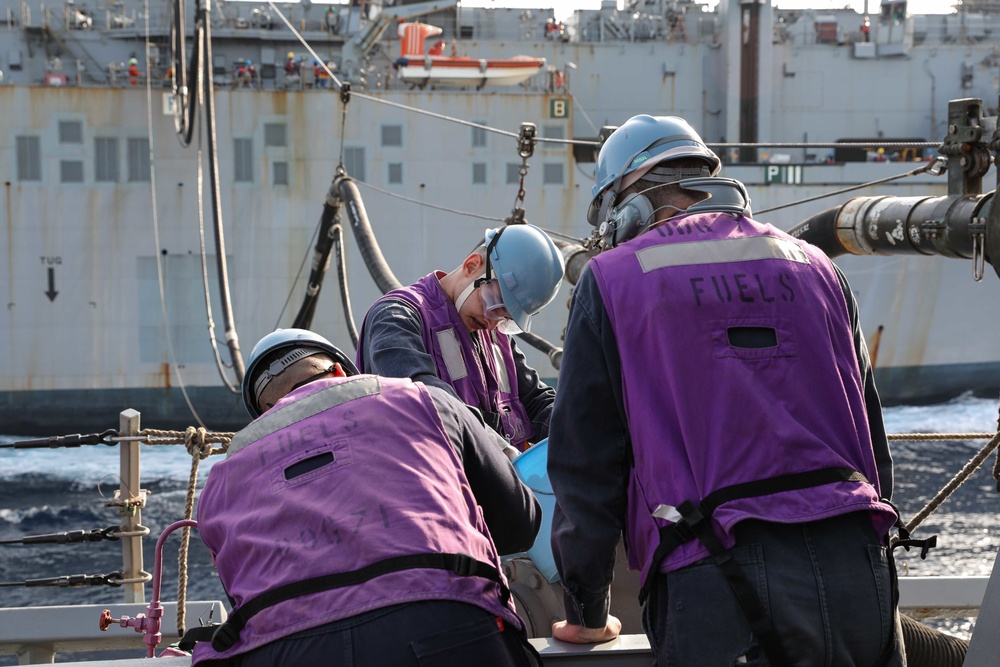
[1,0,999,435]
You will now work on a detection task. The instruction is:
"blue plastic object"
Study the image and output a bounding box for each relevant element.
[512,438,559,582]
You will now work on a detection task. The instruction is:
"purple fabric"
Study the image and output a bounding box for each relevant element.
[193,376,521,664]
[362,273,532,445]
[589,213,898,586]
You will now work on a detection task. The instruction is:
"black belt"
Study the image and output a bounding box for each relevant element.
[640,466,871,667]
[180,552,509,653]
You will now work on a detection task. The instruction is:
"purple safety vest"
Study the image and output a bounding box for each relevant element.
[193,375,521,663]
[589,212,898,587]
[358,272,533,446]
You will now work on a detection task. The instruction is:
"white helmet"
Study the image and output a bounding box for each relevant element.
[242,328,358,418]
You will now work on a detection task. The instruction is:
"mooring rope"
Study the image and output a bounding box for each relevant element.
[108,427,233,634]
[899,430,1000,535]
[888,432,993,441]
[175,427,231,636]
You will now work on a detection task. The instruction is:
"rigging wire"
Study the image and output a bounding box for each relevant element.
[354,179,506,222]
[352,178,585,243]
[708,141,940,150]
[755,157,947,215]
[275,217,324,329]
[571,94,600,135]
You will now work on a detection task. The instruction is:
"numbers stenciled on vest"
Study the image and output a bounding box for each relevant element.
[274,503,394,552]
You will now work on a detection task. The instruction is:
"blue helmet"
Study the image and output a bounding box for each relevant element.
[587,115,721,226]
[242,328,358,418]
[483,224,564,334]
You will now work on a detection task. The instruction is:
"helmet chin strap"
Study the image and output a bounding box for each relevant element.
[454,280,477,313]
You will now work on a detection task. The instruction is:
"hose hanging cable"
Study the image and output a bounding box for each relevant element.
[333,223,360,348]
[336,175,403,294]
[200,1,245,383]
[196,135,238,392]
[292,193,343,330]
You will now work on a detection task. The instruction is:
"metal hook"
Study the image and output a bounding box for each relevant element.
[517,122,537,159]
[922,155,947,177]
[973,229,986,282]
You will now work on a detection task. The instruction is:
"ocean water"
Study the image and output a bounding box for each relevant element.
[2,394,999,662]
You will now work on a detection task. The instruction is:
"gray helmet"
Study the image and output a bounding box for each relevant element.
[483,224,564,333]
[242,328,358,418]
[587,115,721,227]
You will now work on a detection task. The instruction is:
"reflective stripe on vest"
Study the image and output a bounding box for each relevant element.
[636,235,811,273]
[228,376,381,458]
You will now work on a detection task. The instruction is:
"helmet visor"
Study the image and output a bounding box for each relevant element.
[480,279,522,335]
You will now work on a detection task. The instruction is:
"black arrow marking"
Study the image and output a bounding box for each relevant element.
[45,267,58,302]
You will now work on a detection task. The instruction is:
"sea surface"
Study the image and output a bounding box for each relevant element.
[2,394,1000,663]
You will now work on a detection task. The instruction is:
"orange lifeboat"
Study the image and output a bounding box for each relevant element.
[393,22,545,89]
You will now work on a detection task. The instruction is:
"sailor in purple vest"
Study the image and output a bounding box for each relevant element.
[548,116,905,666]
[194,328,542,666]
[356,224,565,452]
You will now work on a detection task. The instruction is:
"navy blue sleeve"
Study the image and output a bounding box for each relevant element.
[548,266,630,628]
[427,385,541,555]
[832,263,893,500]
[360,298,462,399]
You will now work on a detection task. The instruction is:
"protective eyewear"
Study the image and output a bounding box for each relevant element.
[476,278,521,335]
[475,227,522,334]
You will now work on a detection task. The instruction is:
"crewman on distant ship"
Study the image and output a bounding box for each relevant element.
[127,57,141,85]
[356,224,564,453]
[192,328,542,666]
[325,5,339,35]
[284,51,298,76]
[547,114,906,666]
[234,59,255,89]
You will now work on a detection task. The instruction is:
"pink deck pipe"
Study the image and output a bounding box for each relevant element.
[99,519,199,658]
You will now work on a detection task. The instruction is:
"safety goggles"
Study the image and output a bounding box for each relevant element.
[474,227,522,334]
[476,278,521,335]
